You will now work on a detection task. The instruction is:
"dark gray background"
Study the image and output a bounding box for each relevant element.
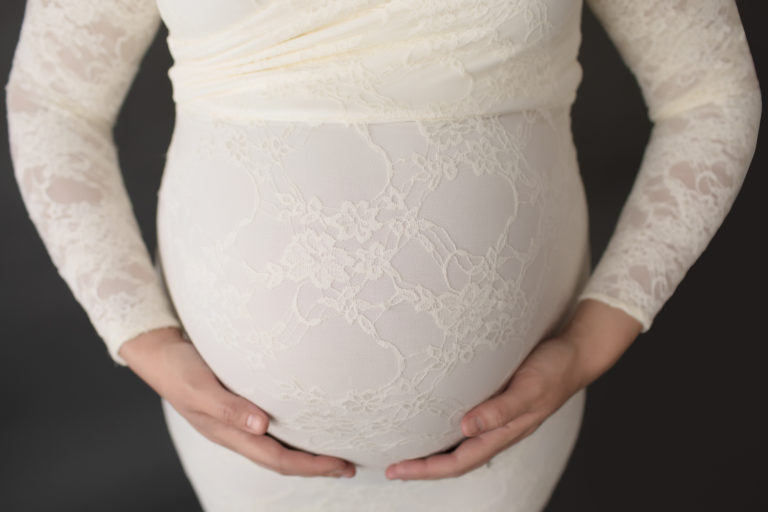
[1,1,765,511]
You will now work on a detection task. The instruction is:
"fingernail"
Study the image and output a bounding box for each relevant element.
[246,414,263,432]
[330,467,352,478]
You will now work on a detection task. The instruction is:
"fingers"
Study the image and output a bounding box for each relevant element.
[256,435,356,478]
[193,414,355,478]
[139,337,355,478]
[170,348,271,436]
[203,386,270,435]
[462,371,542,436]
[387,417,535,480]
[179,370,354,478]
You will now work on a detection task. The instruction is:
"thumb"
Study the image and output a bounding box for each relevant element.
[461,377,537,437]
[204,385,270,435]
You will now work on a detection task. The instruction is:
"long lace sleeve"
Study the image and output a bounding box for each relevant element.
[5,0,182,366]
[577,0,762,332]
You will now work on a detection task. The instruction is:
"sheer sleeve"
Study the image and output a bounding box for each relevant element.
[5,0,182,366]
[577,0,762,331]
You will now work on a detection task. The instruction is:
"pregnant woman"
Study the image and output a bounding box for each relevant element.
[6,0,761,510]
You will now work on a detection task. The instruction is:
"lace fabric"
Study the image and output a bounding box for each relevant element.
[6,0,180,365]
[576,0,762,328]
[4,1,761,510]
[155,104,591,468]
[4,0,760,374]
[158,0,585,123]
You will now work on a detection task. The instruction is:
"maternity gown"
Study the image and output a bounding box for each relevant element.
[6,0,761,510]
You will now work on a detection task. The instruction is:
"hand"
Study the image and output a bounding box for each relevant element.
[118,326,356,478]
[385,298,642,480]
[385,335,583,480]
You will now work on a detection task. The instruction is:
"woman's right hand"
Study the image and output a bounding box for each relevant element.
[118,326,356,478]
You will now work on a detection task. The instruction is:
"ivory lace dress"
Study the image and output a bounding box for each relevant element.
[6,1,761,511]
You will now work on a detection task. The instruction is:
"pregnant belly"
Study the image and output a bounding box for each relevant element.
[156,107,590,468]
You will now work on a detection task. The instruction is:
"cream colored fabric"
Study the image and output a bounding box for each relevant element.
[155,103,592,469]
[6,0,760,364]
[6,1,179,365]
[5,1,761,509]
[159,0,585,122]
[576,0,761,328]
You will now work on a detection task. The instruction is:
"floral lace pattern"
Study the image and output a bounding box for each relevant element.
[156,105,590,469]
[5,1,761,509]
[6,0,179,365]
[576,0,761,328]
[158,0,585,123]
[161,389,587,511]
[6,0,760,366]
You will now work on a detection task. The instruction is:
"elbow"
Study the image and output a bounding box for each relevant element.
[5,65,21,119]
[649,74,762,171]
[5,64,114,130]
[5,68,27,163]
[735,72,762,171]
[6,72,31,120]
[6,66,46,124]
[745,78,762,149]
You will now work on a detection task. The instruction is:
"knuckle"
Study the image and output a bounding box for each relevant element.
[521,373,546,400]
[218,402,240,426]
[499,420,521,434]
[487,406,506,428]
[270,452,290,476]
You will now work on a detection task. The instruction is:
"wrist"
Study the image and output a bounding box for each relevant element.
[118,326,184,366]
[561,298,643,388]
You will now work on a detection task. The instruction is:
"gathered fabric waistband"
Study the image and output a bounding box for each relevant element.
[162,0,585,124]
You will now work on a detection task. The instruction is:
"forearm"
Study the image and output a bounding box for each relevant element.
[580,0,761,333]
[118,325,184,367]
[560,298,643,389]
[6,0,181,365]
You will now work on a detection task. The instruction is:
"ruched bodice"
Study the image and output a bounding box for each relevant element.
[159,0,583,123]
[6,0,760,364]
[5,1,761,510]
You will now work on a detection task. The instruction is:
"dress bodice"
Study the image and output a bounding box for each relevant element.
[157,0,583,123]
[5,0,762,365]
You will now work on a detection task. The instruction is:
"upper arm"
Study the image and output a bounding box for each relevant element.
[575,0,761,331]
[5,0,181,365]
[6,0,162,126]
[584,0,761,122]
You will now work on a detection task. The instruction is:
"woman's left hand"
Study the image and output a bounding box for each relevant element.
[385,298,642,480]
[385,334,584,480]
